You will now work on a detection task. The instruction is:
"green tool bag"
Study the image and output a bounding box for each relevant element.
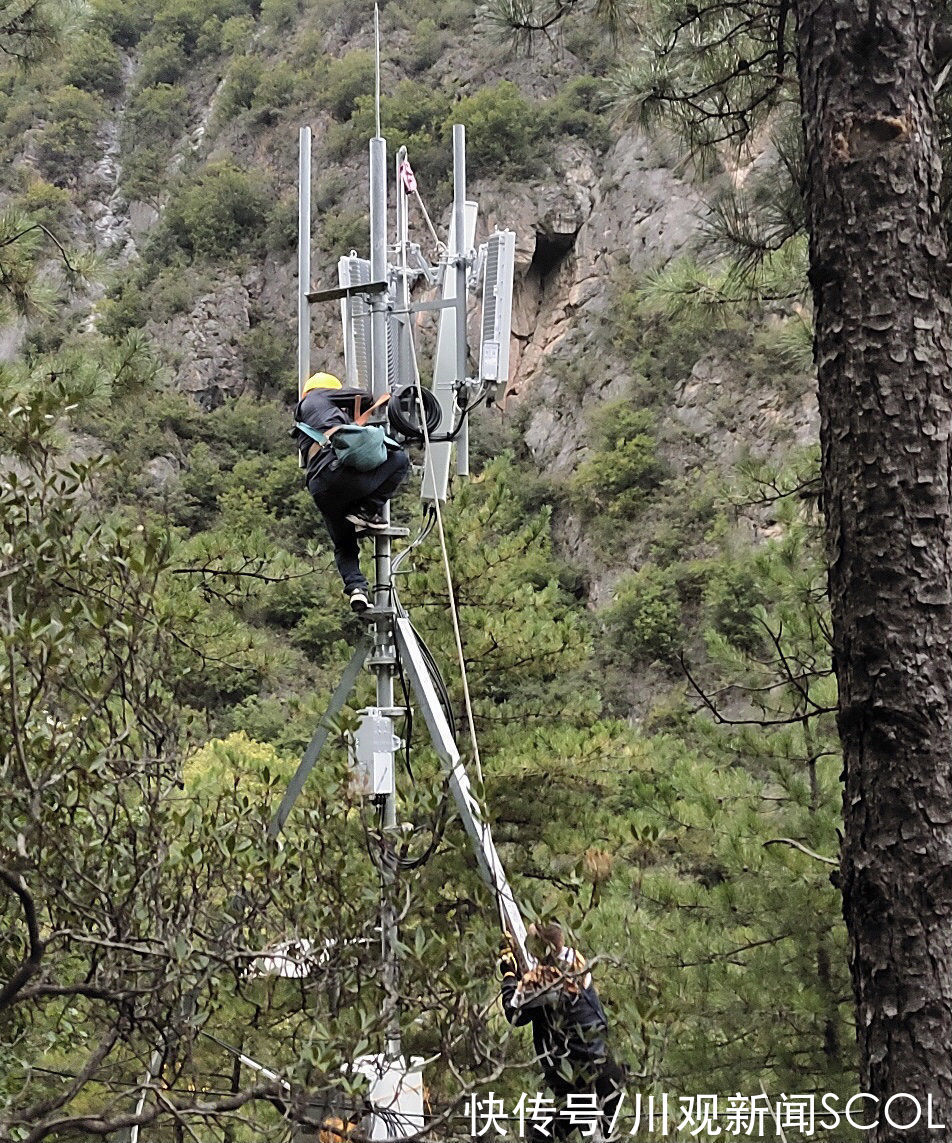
[295,420,398,472]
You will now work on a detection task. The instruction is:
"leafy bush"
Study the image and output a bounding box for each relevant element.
[89,0,150,48]
[35,86,105,178]
[61,31,124,98]
[122,83,189,145]
[317,50,375,121]
[542,75,611,151]
[219,14,256,55]
[571,401,666,519]
[136,38,187,88]
[120,84,189,201]
[312,170,348,212]
[448,81,541,177]
[250,61,299,121]
[390,0,475,32]
[260,0,300,29]
[329,80,453,184]
[318,210,367,257]
[604,564,682,663]
[242,321,296,394]
[0,90,43,144]
[701,558,768,653]
[159,162,270,261]
[13,179,70,228]
[405,17,449,73]
[217,54,264,121]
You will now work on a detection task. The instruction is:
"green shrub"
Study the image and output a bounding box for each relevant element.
[610,273,719,393]
[260,0,300,30]
[150,0,206,56]
[242,322,296,393]
[318,210,367,257]
[447,81,541,177]
[329,80,453,183]
[35,86,105,178]
[13,179,70,228]
[120,84,189,201]
[604,564,682,663]
[251,61,298,120]
[98,262,211,337]
[136,38,187,87]
[89,0,150,48]
[390,0,474,32]
[542,76,611,151]
[405,18,448,73]
[262,196,297,252]
[317,50,375,121]
[701,559,768,652]
[160,161,270,260]
[62,31,124,98]
[312,169,348,212]
[570,402,666,519]
[122,83,189,145]
[217,55,264,121]
[122,147,168,203]
[219,14,256,55]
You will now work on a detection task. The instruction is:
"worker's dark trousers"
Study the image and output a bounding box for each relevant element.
[309,449,410,592]
[531,1059,626,1142]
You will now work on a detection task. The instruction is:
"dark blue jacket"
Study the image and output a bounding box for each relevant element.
[501,971,609,1083]
[293,388,351,483]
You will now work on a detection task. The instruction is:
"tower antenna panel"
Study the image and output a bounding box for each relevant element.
[421,200,477,502]
[338,255,398,390]
[478,230,515,397]
[339,255,373,388]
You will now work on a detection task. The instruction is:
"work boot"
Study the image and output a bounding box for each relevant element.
[345,512,389,533]
[347,586,370,614]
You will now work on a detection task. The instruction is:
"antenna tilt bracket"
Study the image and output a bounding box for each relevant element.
[307,280,389,305]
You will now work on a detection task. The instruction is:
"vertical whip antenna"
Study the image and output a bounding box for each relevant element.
[374,3,382,139]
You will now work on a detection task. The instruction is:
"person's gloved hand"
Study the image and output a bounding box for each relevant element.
[498,938,517,979]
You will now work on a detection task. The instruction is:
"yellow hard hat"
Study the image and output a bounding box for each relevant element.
[302,371,342,395]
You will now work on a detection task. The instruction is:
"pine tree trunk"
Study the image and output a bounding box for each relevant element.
[794,1,952,1133]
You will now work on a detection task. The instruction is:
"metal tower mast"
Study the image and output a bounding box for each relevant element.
[281,114,526,1141]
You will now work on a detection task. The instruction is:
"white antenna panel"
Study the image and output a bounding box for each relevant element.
[339,255,372,387]
[478,230,515,387]
[338,255,398,391]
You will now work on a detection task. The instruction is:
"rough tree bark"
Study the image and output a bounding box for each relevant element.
[795,1,952,1135]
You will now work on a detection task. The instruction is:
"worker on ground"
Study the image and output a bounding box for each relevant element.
[499,922,626,1141]
[293,372,409,614]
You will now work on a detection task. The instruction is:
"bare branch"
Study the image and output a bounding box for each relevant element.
[0,867,44,1010]
[763,837,837,866]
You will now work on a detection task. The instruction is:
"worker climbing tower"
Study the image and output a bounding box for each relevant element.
[274,39,529,1140]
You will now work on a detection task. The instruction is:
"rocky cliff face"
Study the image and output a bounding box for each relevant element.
[4,5,815,624]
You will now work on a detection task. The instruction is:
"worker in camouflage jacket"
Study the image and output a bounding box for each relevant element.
[500,922,626,1141]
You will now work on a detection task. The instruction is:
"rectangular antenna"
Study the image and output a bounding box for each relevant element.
[339,255,373,387]
[339,255,398,391]
[422,123,475,503]
[478,230,515,395]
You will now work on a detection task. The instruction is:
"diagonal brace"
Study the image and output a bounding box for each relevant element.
[268,636,372,840]
[394,618,530,971]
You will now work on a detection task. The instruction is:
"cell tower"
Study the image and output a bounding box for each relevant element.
[277,113,528,1139]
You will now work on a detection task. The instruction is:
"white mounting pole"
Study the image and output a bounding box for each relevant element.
[452,125,469,479]
[369,137,389,405]
[297,126,312,395]
[395,146,413,394]
[368,129,402,1062]
[374,4,382,140]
